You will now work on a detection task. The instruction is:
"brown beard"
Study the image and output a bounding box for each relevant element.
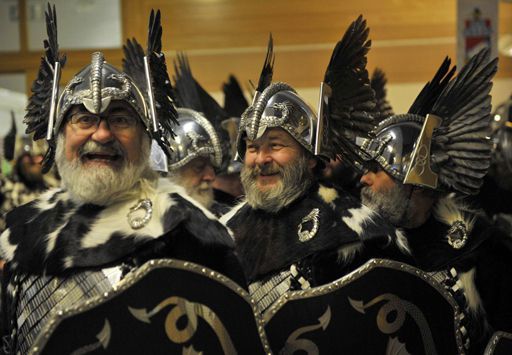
[241,153,314,213]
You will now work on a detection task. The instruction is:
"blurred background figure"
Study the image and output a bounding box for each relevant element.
[0,113,58,231]
[122,38,237,215]
[166,54,232,216]
[213,74,249,205]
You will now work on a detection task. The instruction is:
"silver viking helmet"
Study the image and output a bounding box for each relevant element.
[236,82,323,160]
[170,53,229,172]
[359,49,498,195]
[55,52,149,136]
[167,108,223,170]
[236,35,331,161]
[359,113,426,182]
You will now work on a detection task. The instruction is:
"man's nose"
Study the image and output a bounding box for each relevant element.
[202,164,216,182]
[91,119,114,143]
[360,172,374,186]
[254,149,272,166]
[32,155,44,164]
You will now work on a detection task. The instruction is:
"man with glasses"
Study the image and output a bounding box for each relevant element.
[0,8,244,353]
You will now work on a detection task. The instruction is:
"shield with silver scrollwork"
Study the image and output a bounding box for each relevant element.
[264,259,464,355]
[30,259,270,354]
[485,331,512,355]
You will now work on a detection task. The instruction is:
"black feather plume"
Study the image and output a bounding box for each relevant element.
[431,49,496,123]
[122,37,147,93]
[3,112,17,161]
[371,68,394,121]
[24,3,66,141]
[322,15,376,167]
[408,56,456,116]
[223,75,249,118]
[430,48,498,195]
[255,34,274,94]
[146,9,178,142]
[172,53,202,111]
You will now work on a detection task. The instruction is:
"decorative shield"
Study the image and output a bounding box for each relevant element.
[30,259,270,354]
[485,331,512,355]
[264,259,465,355]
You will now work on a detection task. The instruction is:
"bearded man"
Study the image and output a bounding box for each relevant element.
[357,49,512,353]
[159,54,234,216]
[0,8,244,353]
[0,136,47,232]
[222,18,405,315]
[166,108,227,216]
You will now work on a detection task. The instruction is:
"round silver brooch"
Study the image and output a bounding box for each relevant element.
[447,220,468,249]
[298,208,320,243]
[127,199,153,230]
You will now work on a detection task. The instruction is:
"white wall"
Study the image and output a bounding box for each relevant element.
[0,0,20,52]
[26,0,122,51]
[0,74,27,137]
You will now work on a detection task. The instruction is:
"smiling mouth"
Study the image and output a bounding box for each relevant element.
[82,153,122,162]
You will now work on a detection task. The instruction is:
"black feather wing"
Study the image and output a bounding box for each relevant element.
[24,4,66,141]
[371,68,394,121]
[408,56,456,116]
[147,9,178,137]
[223,75,249,118]
[122,37,147,93]
[430,49,498,194]
[172,53,202,111]
[255,34,275,94]
[323,15,376,165]
[174,53,229,127]
[3,113,17,161]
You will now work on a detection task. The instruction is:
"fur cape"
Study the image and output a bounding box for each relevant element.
[404,195,512,352]
[223,182,406,282]
[0,179,242,282]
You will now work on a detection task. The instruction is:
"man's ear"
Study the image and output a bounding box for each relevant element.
[308,157,317,170]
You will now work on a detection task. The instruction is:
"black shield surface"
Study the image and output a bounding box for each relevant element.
[265,259,463,354]
[485,331,512,355]
[32,259,269,354]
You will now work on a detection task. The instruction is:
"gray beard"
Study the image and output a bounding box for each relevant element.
[241,154,313,213]
[55,135,151,205]
[361,184,413,227]
[170,175,214,209]
[188,187,214,209]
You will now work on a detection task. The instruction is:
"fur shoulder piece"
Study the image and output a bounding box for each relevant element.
[433,194,478,250]
[406,194,494,270]
[226,183,401,280]
[0,179,234,274]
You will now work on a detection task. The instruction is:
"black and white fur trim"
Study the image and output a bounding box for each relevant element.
[433,195,482,314]
[407,194,490,314]
[225,183,401,280]
[0,179,234,274]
